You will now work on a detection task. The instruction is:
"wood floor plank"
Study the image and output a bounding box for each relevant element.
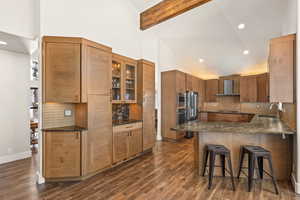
[0,139,300,200]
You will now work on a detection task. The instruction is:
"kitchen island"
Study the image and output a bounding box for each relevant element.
[172,113,295,180]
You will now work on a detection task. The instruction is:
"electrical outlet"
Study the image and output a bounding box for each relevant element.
[64,110,72,117]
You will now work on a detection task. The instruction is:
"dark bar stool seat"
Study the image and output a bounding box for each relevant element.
[202,144,235,190]
[237,145,279,195]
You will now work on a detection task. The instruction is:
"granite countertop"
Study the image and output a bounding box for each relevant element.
[172,114,295,135]
[43,126,88,132]
[113,119,143,126]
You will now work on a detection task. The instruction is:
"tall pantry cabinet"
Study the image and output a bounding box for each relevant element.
[137,60,156,151]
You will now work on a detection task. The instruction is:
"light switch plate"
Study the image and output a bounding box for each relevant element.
[64,110,72,117]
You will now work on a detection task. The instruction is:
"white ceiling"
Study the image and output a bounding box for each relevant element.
[130,0,291,79]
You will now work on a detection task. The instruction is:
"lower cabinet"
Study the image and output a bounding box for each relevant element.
[113,123,143,163]
[44,131,81,178]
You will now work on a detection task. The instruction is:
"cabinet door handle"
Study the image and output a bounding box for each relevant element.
[126,126,133,129]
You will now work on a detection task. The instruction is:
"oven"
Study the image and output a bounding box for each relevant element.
[177,93,186,108]
[176,108,186,125]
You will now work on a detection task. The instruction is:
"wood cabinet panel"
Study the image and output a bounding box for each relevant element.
[198,79,206,107]
[128,129,143,157]
[113,131,129,163]
[176,71,186,93]
[44,131,81,178]
[86,95,112,174]
[205,79,218,102]
[86,45,112,95]
[137,60,156,151]
[240,75,257,102]
[257,73,269,102]
[44,43,81,103]
[269,34,295,103]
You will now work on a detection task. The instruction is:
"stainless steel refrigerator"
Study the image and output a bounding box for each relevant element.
[185,91,199,138]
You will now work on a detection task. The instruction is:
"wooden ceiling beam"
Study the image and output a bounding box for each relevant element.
[140,0,212,30]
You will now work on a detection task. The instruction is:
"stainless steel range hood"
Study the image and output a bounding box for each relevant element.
[216,80,240,96]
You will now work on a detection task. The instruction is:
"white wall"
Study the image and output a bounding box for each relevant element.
[282,0,297,35]
[40,0,142,59]
[0,0,39,39]
[0,50,31,164]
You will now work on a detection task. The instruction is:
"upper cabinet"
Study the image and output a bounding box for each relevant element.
[112,54,137,104]
[186,74,200,92]
[257,73,269,102]
[240,75,258,102]
[43,42,81,103]
[269,34,296,103]
[43,36,112,103]
[205,79,219,102]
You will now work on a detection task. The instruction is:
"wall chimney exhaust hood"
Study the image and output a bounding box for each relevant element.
[216,80,240,96]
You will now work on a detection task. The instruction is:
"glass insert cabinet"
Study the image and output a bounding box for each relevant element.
[112,53,137,103]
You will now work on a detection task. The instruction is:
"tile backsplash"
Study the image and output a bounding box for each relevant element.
[43,103,75,129]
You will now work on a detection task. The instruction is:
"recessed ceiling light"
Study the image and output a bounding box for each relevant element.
[243,50,250,55]
[199,58,204,63]
[238,23,245,30]
[0,41,7,45]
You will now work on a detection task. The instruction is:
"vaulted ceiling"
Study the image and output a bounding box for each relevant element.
[131,0,292,79]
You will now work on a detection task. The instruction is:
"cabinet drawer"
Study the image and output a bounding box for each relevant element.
[113,122,142,133]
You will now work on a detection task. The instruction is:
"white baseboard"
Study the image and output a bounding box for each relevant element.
[36,171,45,184]
[291,173,300,194]
[0,151,32,165]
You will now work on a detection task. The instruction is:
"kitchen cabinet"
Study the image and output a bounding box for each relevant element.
[44,131,81,178]
[162,70,186,141]
[269,34,295,103]
[113,122,143,163]
[198,79,206,108]
[205,79,219,102]
[240,73,269,103]
[257,73,269,102]
[112,53,137,104]
[240,75,258,102]
[43,37,112,103]
[44,42,81,103]
[85,94,112,174]
[85,45,112,96]
[176,70,186,93]
[186,74,200,92]
[137,60,156,151]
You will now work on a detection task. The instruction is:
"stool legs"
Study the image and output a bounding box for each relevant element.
[237,148,245,179]
[208,152,216,189]
[248,154,255,192]
[257,157,264,179]
[227,154,236,191]
[221,155,226,177]
[202,147,209,176]
[267,156,279,195]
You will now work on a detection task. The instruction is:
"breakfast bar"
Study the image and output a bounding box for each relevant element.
[172,113,295,180]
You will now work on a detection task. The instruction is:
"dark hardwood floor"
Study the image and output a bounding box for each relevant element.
[1,139,299,200]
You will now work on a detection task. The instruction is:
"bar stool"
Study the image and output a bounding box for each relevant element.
[202,144,235,190]
[237,145,279,195]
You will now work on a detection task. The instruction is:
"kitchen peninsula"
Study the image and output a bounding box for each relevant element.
[172,112,295,180]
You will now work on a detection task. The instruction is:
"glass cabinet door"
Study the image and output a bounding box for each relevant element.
[112,61,122,101]
[124,64,136,101]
